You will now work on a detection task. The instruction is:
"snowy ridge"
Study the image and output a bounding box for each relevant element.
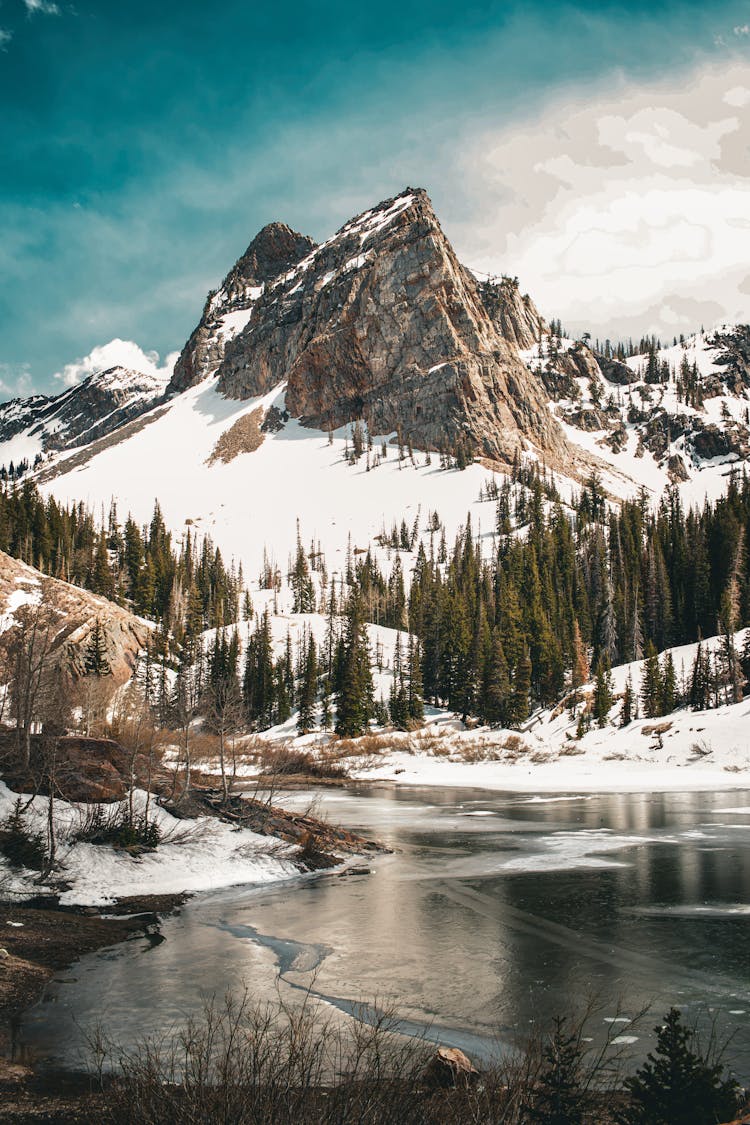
[522,326,750,504]
[0,364,170,470]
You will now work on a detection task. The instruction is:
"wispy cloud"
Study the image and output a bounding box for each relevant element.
[23,0,60,14]
[733,24,750,35]
[0,28,13,48]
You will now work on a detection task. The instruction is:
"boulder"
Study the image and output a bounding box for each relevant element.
[423,1046,479,1089]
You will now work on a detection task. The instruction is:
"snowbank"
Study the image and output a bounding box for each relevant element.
[0,783,303,907]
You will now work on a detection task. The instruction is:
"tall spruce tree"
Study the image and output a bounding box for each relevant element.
[335,594,374,737]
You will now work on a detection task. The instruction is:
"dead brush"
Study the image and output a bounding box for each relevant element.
[332,732,404,759]
[410,730,452,757]
[453,740,499,764]
[256,744,349,779]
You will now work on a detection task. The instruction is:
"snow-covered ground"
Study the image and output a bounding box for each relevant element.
[37,376,513,600]
[347,698,750,794]
[211,629,750,795]
[524,328,750,508]
[0,783,304,907]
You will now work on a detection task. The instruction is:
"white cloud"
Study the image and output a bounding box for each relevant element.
[0,28,13,48]
[53,339,178,387]
[733,24,750,35]
[23,0,60,13]
[724,85,750,106]
[450,62,750,339]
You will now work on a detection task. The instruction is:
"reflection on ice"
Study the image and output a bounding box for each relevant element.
[19,783,750,1081]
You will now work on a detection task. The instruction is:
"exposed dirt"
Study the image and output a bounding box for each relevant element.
[0,893,185,1116]
[206,407,265,465]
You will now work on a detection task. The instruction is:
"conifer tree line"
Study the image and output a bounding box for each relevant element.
[0,480,240,636]
[2,466,749,742]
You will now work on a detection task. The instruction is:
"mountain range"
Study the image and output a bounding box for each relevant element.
[2,186,748,580]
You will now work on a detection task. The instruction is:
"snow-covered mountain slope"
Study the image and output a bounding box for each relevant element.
[35,376,516,593]
[522,326,750,504]
[0,364,170,472]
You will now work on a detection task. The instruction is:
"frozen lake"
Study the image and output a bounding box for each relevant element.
[23,784,750,1077]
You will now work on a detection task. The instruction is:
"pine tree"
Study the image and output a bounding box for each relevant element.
[617,1008,739,1125]
[83,619,111,677]
[689,641,712,712]
[621,674,634,727]
[297,633,318,734]
[406,633,424,723]
[290,526,316,614]
[640,642,662,719]
[388,635,409,729]
[335,594,374,737]
[660,651,677,715]
[243,610,275,729]
[530,1016,588,1125]
[484,631,510,726]
[592,657,613,727]
[508,645,532,728]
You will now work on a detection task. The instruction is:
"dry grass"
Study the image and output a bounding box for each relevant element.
[255,744,349,779]
[332,732,406,759]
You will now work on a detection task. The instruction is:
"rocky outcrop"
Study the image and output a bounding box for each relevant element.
[0,367,168,467]
[208,189,568,465]
[0,551,149,686]
[168,223,316,395]
[477,274,545,349]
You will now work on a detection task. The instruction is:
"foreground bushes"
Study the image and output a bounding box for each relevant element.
[73,802,161,849]
[90,996,744,1125]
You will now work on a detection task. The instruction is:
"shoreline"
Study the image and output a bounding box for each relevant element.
[349,753,750,794]
[0,892,186,1116]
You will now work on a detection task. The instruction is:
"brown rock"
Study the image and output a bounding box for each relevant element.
[211,188,569,466]
[170,222,316,395]
[423,1046,479,1088]
[0,551,149,688]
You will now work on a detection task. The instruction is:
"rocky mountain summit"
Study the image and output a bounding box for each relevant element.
[170,223,316,394]
[168,188,568,466]
[0,366,169,472]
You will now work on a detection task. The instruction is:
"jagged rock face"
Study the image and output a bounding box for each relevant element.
[0,367,168,464]
[168,223,317,395]
[477,275,545,349]
[214,189,567,465]
[711,325,750,393]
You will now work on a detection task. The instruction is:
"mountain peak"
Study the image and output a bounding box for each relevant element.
[167,186,567,465]
[233,221,317,287]
[168,219,316,394]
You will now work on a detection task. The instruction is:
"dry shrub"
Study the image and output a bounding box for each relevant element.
[91,992,633,1125]
[557,744,585,758]
[411,730,452,757]
[256,744,349,779]
[333,733,404,759]
[641,722,673,736]
[188,732,221,766]
[453,740,499,764]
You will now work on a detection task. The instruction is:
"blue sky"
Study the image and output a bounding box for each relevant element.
[3,0,750,393]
